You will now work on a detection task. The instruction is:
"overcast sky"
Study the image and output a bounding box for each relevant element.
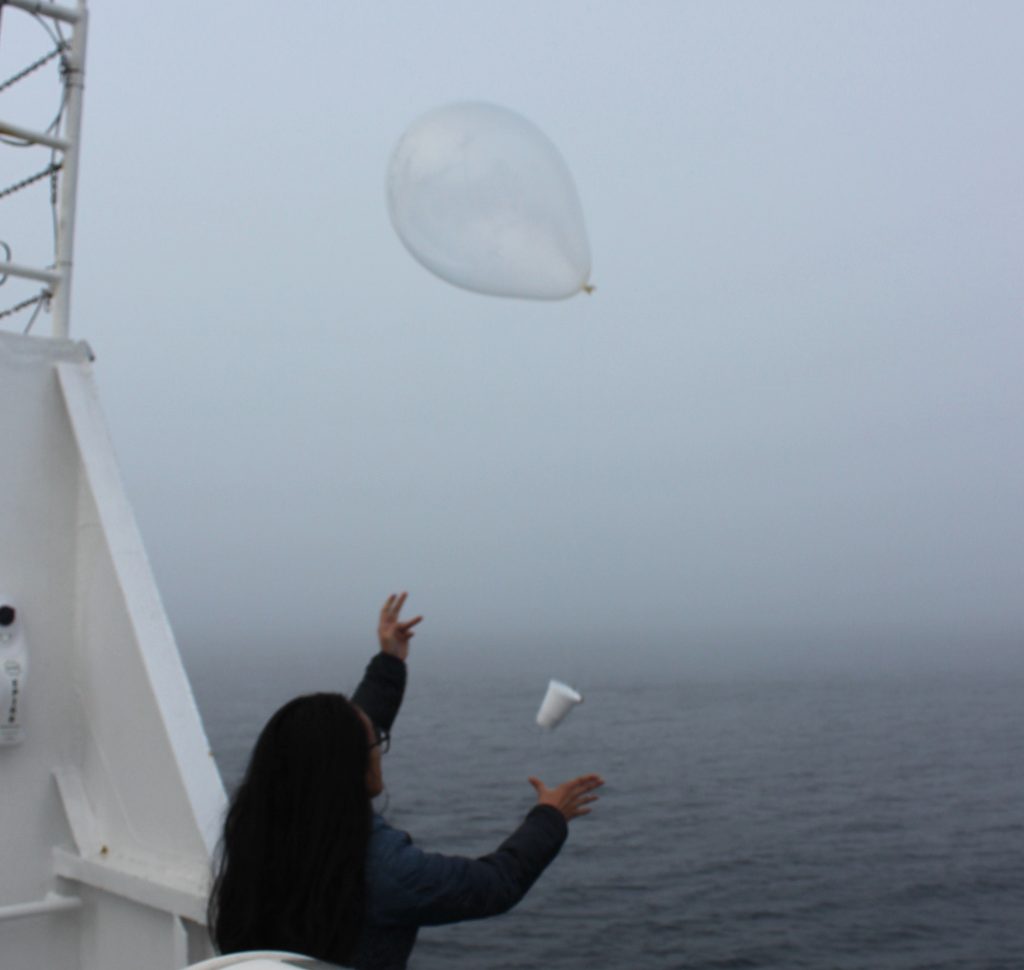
[3,2,1022,678]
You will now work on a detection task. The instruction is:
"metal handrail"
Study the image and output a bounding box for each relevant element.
[3,0,81,26]
[0,261,62,284]
[0,119,71,151]
[0,891,82,922]
[0,0,87,339]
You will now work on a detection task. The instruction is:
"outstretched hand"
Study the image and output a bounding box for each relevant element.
[378,592,423,661]
[528,773,604,822]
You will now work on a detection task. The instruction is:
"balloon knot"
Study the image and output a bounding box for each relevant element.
[582,283,596,295]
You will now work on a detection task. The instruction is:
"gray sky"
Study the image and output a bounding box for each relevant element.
[4,2,1022,678]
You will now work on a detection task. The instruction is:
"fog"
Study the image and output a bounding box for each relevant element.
[3,2,1022,680]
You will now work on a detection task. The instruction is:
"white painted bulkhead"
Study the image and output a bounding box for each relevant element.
[1,331,227,970]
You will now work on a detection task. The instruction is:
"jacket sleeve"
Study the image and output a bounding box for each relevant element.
[351,653,406,733]
[367,805,569,927]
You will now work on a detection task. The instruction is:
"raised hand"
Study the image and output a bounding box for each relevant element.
[378,592,423,661]
[528,773,604,821]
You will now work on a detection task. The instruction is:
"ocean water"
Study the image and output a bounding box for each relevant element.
[189,658,1024,969]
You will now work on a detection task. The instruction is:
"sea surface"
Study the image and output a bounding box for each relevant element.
[188,657,1024,970]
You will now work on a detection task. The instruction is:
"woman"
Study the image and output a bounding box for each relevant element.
[208,593,604,969]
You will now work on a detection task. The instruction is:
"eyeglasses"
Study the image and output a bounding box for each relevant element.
[369,728,390,755]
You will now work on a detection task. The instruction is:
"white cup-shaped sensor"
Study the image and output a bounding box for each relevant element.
[535,679,583,729]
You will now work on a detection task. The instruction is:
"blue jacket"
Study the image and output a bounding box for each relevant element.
[354,805,567,969]
[349,655,568,969]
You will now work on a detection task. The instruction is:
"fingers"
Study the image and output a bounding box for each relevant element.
[563,775,604,819]
[530,773,604,821]
[393,592,407,617]
[398,615,424,633]
[536,774,604,797]
[381,592,411,622]
[566,783,603,805]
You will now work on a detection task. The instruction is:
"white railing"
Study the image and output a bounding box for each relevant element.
[0,891,82,922]
[0,0,87,339]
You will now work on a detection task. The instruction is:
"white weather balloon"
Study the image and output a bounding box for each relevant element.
[387,102,592,300]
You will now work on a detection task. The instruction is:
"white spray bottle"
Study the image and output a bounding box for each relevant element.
[0,601,27,746]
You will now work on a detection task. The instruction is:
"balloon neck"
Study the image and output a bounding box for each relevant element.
[581,283,595,295]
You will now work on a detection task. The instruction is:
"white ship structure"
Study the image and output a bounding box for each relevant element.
[1,4,301,968]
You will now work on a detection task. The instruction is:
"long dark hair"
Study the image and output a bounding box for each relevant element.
[208,692,372,965]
